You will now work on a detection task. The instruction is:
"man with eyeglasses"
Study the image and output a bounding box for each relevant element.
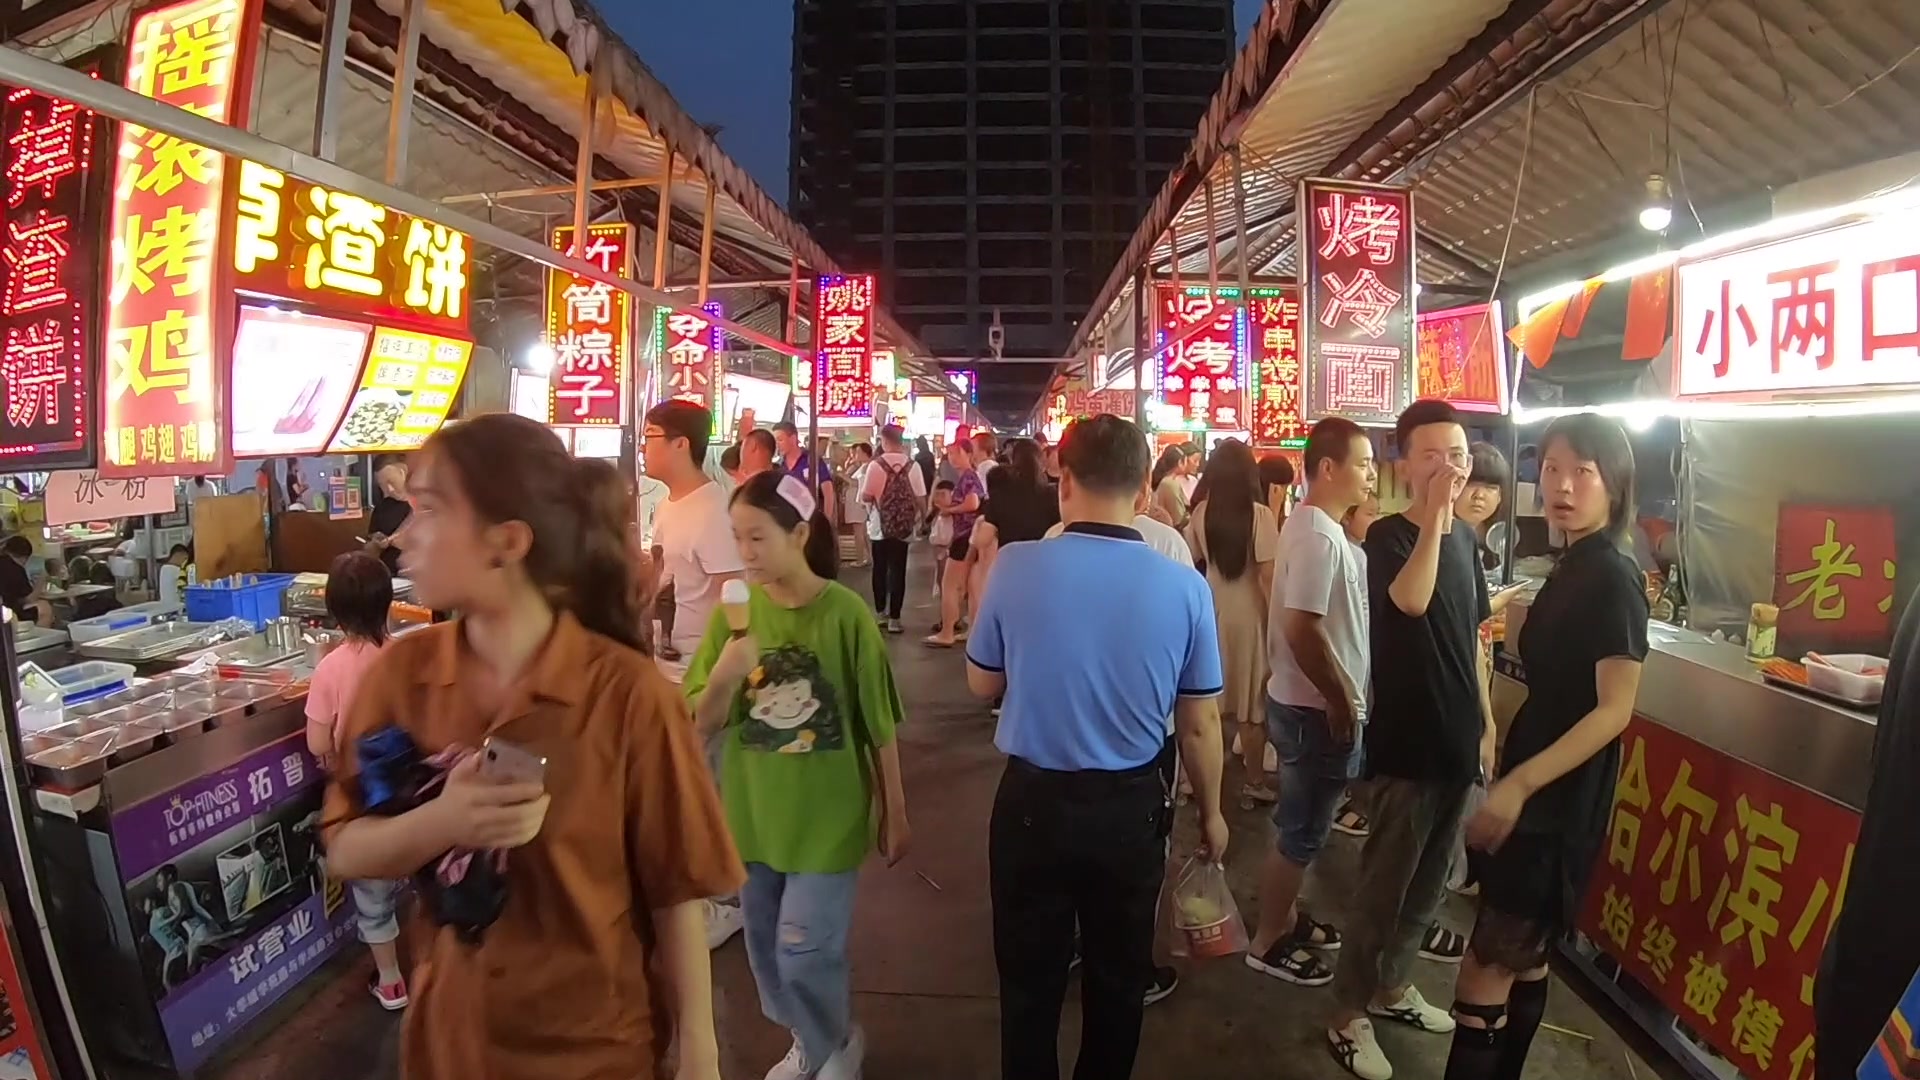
[642,400,748,949]
[1326,399,1492,1080]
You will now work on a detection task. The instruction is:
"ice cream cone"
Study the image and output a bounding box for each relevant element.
[722,579,751,634]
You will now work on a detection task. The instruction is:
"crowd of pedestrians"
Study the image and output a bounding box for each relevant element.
[309,396,1665,1080]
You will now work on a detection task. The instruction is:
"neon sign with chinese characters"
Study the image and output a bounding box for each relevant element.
[1675,207,1920,401]
[544,223,633,428]
[1299,178,1415,425]
[231,160,469,334]
[1415,302,1508,413]
[0,66,108,470]
[1155,284,1246,430]
[103,0,259,477]
[1247,286,1304,448]
[658,300,724,420]
[814,274,875,419]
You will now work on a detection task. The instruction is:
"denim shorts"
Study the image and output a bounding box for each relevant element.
[351,878,401,945]
[1267,699,1364,866]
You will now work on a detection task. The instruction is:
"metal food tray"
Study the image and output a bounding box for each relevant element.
[176,634,302,670]
[75,621,224,662]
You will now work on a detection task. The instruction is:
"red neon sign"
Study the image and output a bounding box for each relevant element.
[1300,179,1415,425]
[1249,288,1305,448]
[1156,285,1246,429]
[546,223,633,427]
[814,274,875,419]
[102,0,259,477]
[1415,302,1508,414]
[659,301,723,416]
[0,73,104,470]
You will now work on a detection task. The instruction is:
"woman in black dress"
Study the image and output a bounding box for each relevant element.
[1444,412,1648,1080]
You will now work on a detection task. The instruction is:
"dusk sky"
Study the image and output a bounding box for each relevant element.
[605,0,1268,205]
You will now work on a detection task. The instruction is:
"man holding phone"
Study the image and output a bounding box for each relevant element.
[1326,401,1493,1080]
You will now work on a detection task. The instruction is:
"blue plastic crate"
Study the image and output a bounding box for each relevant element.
[184,574,296,629]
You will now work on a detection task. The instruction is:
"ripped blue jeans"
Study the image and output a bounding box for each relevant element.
[741,863,859,1068]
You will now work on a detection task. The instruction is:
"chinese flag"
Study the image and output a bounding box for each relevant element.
[1509,297,1569,369]
[1560,279,1605,339]
[1621,266,1673,362]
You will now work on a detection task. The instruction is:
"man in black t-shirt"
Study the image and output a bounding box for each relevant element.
[0,535,49,627]
[363,458,411,576]
[1327,401,1492,1080]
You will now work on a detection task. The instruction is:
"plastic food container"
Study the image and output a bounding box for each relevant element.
[1803,653,1888,705]
[47,661,137,705]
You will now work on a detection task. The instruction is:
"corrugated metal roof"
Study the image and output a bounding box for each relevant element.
[1066,0,1521,360]
[1410,0,1920,284]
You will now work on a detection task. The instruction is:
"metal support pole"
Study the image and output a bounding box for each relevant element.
[570,78,596,248]
[696,181,717,303]
[1204,179,1220,294]
[384,0,423,186]
[1232,149,1253,302]
[651,147,675,290]
[311,0,352,161]
[1131,267,1148,427]
[1168,220,1181,290]
[441,176,657,206]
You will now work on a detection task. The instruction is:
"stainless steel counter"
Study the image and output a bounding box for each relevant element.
[1636,623,1875,810]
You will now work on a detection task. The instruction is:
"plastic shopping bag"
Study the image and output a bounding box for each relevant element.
[1171,857,1249,960]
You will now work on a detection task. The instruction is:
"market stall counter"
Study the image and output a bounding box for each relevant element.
[1493,620,1865,1080]
[26,667,356,1076]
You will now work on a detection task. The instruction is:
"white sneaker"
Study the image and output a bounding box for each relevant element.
[1368,984,1456,1033]
[817,1024,866,1080]
[763,1033,811,1080]
[1328,1018,1393,1080]
[705,898,744,950]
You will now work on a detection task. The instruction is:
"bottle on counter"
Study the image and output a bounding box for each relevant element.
[1746,602,1779,663]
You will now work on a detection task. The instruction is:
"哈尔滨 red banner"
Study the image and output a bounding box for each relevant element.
[1580,715,1857,1080]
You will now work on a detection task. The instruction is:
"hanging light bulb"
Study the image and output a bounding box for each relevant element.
[1638,174,1673,232]
[524,342,557,374]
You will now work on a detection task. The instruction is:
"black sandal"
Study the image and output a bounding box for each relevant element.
[1419,923,1467,963]
[1332,800,1371,837]
[1246,939,1335,986]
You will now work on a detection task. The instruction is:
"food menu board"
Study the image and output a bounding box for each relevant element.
[229,306,371,456]
[325,326,470,453]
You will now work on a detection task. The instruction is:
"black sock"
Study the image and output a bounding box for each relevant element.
[1495,978,1549,1080]
[1443,1022,1505,1080]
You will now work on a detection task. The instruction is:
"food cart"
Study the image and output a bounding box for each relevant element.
[1493,185,1920,1080]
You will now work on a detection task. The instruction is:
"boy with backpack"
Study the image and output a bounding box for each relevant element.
[862,424,929,633]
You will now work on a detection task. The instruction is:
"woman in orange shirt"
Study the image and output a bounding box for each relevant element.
[322,413,744,1080]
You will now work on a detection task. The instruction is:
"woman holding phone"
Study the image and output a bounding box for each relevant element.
[322,413,742,1080]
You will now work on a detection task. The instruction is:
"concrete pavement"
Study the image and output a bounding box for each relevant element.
[197,553,1664,1080]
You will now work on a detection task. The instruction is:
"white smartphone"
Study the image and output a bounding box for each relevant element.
[479,737,547,787]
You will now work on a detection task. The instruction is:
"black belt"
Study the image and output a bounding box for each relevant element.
[1006,755,1162,794]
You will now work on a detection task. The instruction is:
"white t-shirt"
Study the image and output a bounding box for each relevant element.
[860,452,928,542]
[1043,515,1193,567]
[650,481,743,682]
[1267,505,1370,712]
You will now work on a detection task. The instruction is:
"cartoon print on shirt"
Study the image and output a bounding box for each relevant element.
[742,644,845,753]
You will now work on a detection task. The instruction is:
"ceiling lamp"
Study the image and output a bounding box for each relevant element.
[1638,174,1673,233]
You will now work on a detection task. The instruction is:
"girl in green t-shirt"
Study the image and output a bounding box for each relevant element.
[685,470,910,1080]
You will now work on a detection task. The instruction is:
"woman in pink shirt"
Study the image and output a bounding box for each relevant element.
[304,552,408,1009]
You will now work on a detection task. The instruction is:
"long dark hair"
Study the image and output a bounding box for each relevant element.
[1151,445,1186,490]
[1202,440,1261,582]
[424,413,647,653]
[733,470,839,581]
[325,552,392,646]
[1539,412,1637,545]
[1002,438,1046,490]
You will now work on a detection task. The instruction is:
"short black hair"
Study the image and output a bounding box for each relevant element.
[1540,413,1638,544]
[168,543,191,559]
[880,423,905,445]
[933,478,954,491]
[1395,399,1462,454]
[1304,418,1367,479]
[1467,441,1510,488]
[720,444,742,472]
[326,551,393,645]
[644,399,713,467]
[1257,454,1295,490]
[773,421,798,438]
[851,442,874,459]
[744,428,776,457]
[1,535,30,560]
[1059,415,1150,497]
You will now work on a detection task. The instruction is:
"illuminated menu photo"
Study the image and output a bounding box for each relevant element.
[0,58,112,470]
[1299,178,1416,426]
[327,327,471,453]
[545,223,633,428]
[1155,284,1247,431]
[814,274,875,419]
[102,0,262,477]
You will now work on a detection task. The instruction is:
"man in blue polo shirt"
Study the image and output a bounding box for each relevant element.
[967,414,1228,1080]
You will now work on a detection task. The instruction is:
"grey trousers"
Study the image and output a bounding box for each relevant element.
[1332,775,1473,1011]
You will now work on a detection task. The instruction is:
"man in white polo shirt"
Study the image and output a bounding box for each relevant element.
[1244,418,1375,989]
